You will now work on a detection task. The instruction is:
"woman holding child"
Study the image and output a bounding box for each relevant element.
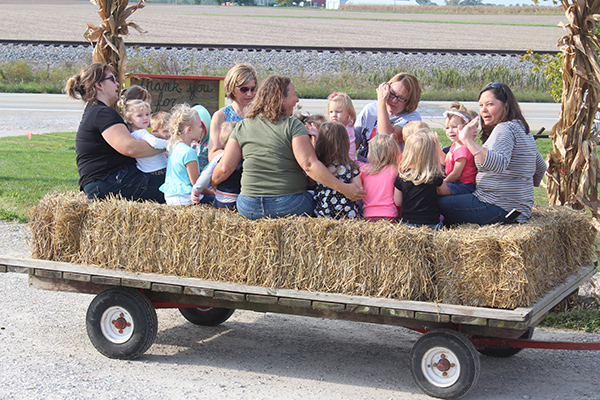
[65,63,165,203]
[438,82,547,225]
[355,73,422,163]
[211,75,365,220]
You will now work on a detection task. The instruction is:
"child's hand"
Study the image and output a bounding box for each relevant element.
[305,122,318,136]
[191,188,202,204]
[458,116,479,144]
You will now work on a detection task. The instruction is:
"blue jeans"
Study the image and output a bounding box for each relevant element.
[438,194,511,226]
[446,181,476,195]
[83,164,165,203]
[236,193,314,220]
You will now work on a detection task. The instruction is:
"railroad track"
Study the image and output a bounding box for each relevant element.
[0,39,533,57]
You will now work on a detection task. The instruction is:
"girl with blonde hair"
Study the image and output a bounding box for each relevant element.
[326,92,358,161]
[359,134,399,221]
[159,104,208,205]
[394,130,445,229]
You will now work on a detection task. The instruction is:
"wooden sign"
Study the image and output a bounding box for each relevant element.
[126,74,225,115]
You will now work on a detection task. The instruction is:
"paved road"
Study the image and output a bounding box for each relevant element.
[0,93,561,138]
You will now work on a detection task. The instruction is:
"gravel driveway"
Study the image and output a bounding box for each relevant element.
[1,221,599,400]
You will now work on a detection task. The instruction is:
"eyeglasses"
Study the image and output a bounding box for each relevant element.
[238,86,256,94]
[485,82,507,97]
[388,90,408,103]
[100,74,117,84]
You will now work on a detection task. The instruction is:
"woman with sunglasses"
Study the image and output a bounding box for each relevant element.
[208,63,258,161]
[438,82,547,225]
[354,73,422,163]
[65,63,166,202]
[211,75,365,220]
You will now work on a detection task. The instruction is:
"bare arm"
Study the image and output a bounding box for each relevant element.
[376,82,403,140]
[208,109,226,161]
[394,187,403,207]
[186,160,200,187]
[292,135,365,202]
[211,138,242,186]
[102,123,164,158]
[444,158,467,183]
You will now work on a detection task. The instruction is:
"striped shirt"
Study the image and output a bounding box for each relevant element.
[474,120,547,222]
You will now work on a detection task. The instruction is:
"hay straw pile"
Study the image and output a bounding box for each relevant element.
[29,192,597,309]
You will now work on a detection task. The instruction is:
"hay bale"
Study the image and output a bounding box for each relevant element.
[432,206,596,308]
[29,193,597,309]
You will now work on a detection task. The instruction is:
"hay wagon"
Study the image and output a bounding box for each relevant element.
[1,255,598,400]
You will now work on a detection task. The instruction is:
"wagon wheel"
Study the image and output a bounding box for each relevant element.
[410,329,481,400]
[178,307,235,326]
[477,328,534,358]
[86,287,157,360]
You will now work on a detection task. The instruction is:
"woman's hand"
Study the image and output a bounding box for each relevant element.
[341,182,366,202]
[458,116,479,145]
[376,82,390,103]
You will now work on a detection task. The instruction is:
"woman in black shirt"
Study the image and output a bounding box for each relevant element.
[65,63,165,202]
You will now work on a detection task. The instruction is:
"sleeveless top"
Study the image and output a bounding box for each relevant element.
[223,104,244,123]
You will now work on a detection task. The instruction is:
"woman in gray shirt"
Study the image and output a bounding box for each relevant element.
[438,82,547,225]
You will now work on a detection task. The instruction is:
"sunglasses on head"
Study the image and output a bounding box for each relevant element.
[485,82,507,97]
[238,86,256,94]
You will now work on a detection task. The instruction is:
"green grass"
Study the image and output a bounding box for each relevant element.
[0,133,79,222]
[540,305,600,333]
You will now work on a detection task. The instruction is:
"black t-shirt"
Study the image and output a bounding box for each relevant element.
[394,175,444,225]
[75,101,135,188]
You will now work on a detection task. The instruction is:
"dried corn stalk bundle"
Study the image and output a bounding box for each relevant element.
[432,206,596,308]
[83,0,146,85]
[29,194,596,309]
[547,0,600,220]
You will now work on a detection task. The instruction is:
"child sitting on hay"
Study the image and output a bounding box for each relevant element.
[191,122,241,209]
[313,121,361,219]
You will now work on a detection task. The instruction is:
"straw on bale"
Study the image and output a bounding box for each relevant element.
[30,192,597,309]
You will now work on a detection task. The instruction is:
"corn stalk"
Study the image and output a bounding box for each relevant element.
[547,0,600,221]
[83,0,146,86]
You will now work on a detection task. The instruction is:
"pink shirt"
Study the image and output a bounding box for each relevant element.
[445,143,477,184]
[360,165,398,218]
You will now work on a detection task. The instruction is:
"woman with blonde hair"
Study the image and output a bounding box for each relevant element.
[65,62,165,202]
[211,75,365,220]
[355,73,422,162]
[207,63,258,160]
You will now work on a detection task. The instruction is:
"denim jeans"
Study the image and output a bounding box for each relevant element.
[83,164,165,203]
[438,194,511,226]
[236,192,314,220]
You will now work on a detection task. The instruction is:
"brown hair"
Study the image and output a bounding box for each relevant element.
[246,75,291,124]
[64,63,114,104]
[224,64,258,102]
[388,73,421,114]
[315,122,357,172]
[479,82,530,143]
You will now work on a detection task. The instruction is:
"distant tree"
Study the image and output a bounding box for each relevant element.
[416,0,436,4]
[275,0,293,5]
[236,0,256,5]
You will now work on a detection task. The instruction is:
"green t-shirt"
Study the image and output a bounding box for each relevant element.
[231,115,309,197]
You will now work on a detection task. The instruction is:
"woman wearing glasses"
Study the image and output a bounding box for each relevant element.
[354,73,422,163]
[211,75,365,219]
[208,63,258,161]
[65,63,166,202]
[438,82,547,225]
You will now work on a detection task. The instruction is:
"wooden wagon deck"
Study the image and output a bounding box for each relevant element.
[1,256,594,338]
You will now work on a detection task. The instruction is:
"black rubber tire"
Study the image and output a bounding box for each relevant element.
[178,307,234,326]
[477,328,534,358]
[410,329,481,400]
[86,287,158,360]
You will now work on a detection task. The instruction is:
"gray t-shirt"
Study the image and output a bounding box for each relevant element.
[474,120,547,222]
[354,101,421,162]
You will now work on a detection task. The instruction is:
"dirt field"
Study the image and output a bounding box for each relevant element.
[0,1,566,51]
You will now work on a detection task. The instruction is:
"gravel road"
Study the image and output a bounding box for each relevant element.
[1,221,599,400]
